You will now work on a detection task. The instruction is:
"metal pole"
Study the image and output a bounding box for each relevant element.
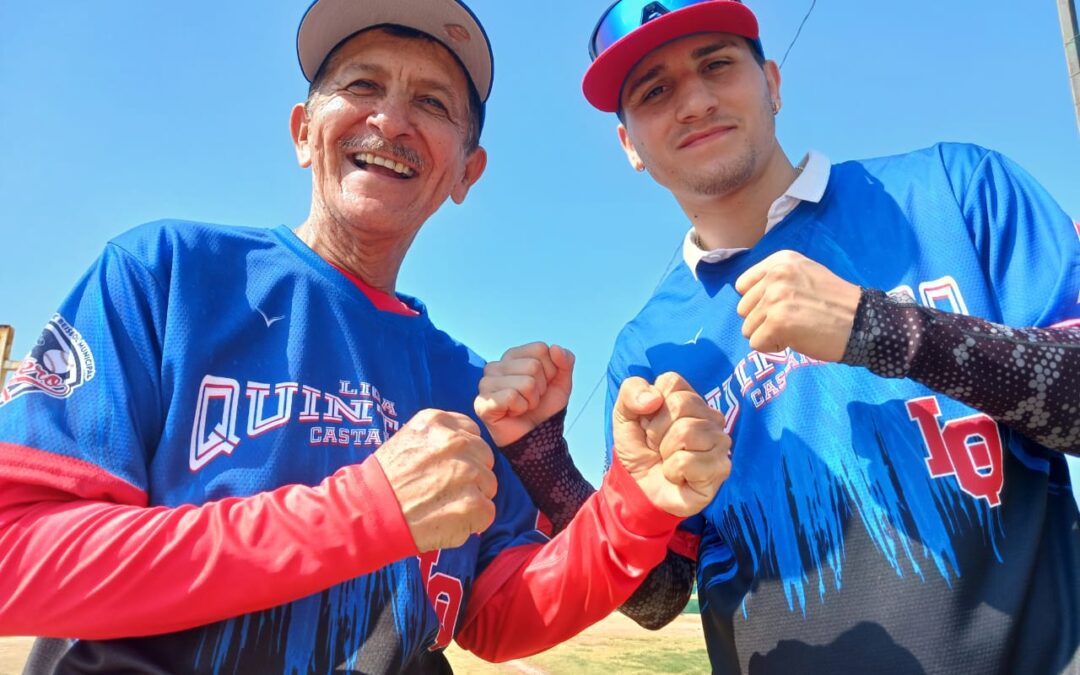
[0,325,20,384]
[1059,0,1080,133]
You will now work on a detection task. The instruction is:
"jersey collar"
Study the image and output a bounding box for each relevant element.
[683,151,831,278]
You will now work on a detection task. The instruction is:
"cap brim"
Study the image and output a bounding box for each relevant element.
[582,2,759,113]
[297,0,493,101]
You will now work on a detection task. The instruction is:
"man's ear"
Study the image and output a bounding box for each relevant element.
[451,146,488,204]
[764,60,782,113]
[290,103,312,168]
[617,123,645,172]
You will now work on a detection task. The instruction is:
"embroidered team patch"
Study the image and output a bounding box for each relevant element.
[1,314,95,406]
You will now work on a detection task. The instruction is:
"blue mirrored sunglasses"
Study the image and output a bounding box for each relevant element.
[588,0,754,60]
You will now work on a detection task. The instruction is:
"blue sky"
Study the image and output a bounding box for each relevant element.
[1,0,1077,486]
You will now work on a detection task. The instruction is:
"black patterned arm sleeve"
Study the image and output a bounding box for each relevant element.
[843,288,1080,454]
[499,409,593,533]
[500,411,696,629]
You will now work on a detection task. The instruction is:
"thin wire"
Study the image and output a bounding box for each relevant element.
[566,374,605,434]
[566,241,684,434]
[779,0,817,70]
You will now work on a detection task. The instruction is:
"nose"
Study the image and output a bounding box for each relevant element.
[674,78,719,124]
[367,93,413,139]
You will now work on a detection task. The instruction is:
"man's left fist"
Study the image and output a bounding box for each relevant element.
[612,372,731,517]
[474,342,574,447]
[735,250,861,361]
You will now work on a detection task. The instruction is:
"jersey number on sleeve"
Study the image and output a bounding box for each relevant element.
[418,550,464,650]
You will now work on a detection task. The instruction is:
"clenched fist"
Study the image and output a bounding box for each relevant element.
[735,250,862,361]
[612,373,731,517]
[474,342,575,447]
[375,409,497,552]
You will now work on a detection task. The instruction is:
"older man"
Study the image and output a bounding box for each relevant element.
[0,1,730,673]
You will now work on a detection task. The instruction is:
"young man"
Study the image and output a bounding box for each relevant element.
[533,0,1079,672]
[0,1,731,672]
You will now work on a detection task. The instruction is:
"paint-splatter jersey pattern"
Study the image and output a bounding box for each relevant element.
[605,144,1080,674]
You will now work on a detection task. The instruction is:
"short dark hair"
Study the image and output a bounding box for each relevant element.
[616,36,766,123]
[306,24,484,151]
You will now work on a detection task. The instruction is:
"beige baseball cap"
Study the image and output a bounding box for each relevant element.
[296,0,494,103]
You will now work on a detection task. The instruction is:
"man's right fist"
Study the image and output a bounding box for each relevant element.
[612,373,731,518]
[374,409,497,552]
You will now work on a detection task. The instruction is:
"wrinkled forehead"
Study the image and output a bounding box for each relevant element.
[319,26,472,94]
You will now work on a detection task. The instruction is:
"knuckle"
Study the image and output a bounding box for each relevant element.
[617,376,646,403]
[478,500,497,531]
[772,263,795,281]
[655,371,679,388]
[721,459,732,481]
[522,341,547,355]
[763,285,781,303]
[526,359,544,378]
[478,444,495,471]
[772,313,793,334]
[668,417,697,444]
[473,395,492,415]
[669,390,701,416]
[413,408,440,424]
[522,377,541,396]
[449,495,476,521]
[447,427,473,450]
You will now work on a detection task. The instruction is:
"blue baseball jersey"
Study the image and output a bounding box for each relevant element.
[0,221,546,674]
[605,144,1080,673]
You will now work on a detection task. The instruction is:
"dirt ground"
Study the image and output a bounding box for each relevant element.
[0,614,706,674]
[0,637,32,675]
[445,613,708,674]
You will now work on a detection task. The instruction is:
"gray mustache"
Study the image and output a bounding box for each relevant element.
[342,137,423,172]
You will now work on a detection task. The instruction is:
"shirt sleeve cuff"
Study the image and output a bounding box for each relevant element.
[352,456,420,561]
[601,456,684,539]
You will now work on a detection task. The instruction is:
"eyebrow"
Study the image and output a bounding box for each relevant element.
[415,78,463,110]
[335,63,464,111]
[622,39,739,103]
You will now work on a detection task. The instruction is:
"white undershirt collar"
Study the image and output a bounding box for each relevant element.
[682,151,831,278]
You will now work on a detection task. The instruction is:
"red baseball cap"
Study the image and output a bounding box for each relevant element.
[582,0,761,113]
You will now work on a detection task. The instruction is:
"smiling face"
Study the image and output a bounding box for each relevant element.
[617,33,781,200]
[290,28,486,239]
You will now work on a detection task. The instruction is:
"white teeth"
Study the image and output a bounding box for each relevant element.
[354,152,415,177]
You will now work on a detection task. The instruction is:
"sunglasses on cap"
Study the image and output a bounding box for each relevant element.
[588,0,756,61]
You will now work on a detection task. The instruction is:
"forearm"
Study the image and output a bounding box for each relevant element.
[618,550,696,630]
[843,289,1080,453]
[455,460,681,662]
[0,444,417,639]
[500,409,594,533]
[502,411,698,629]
